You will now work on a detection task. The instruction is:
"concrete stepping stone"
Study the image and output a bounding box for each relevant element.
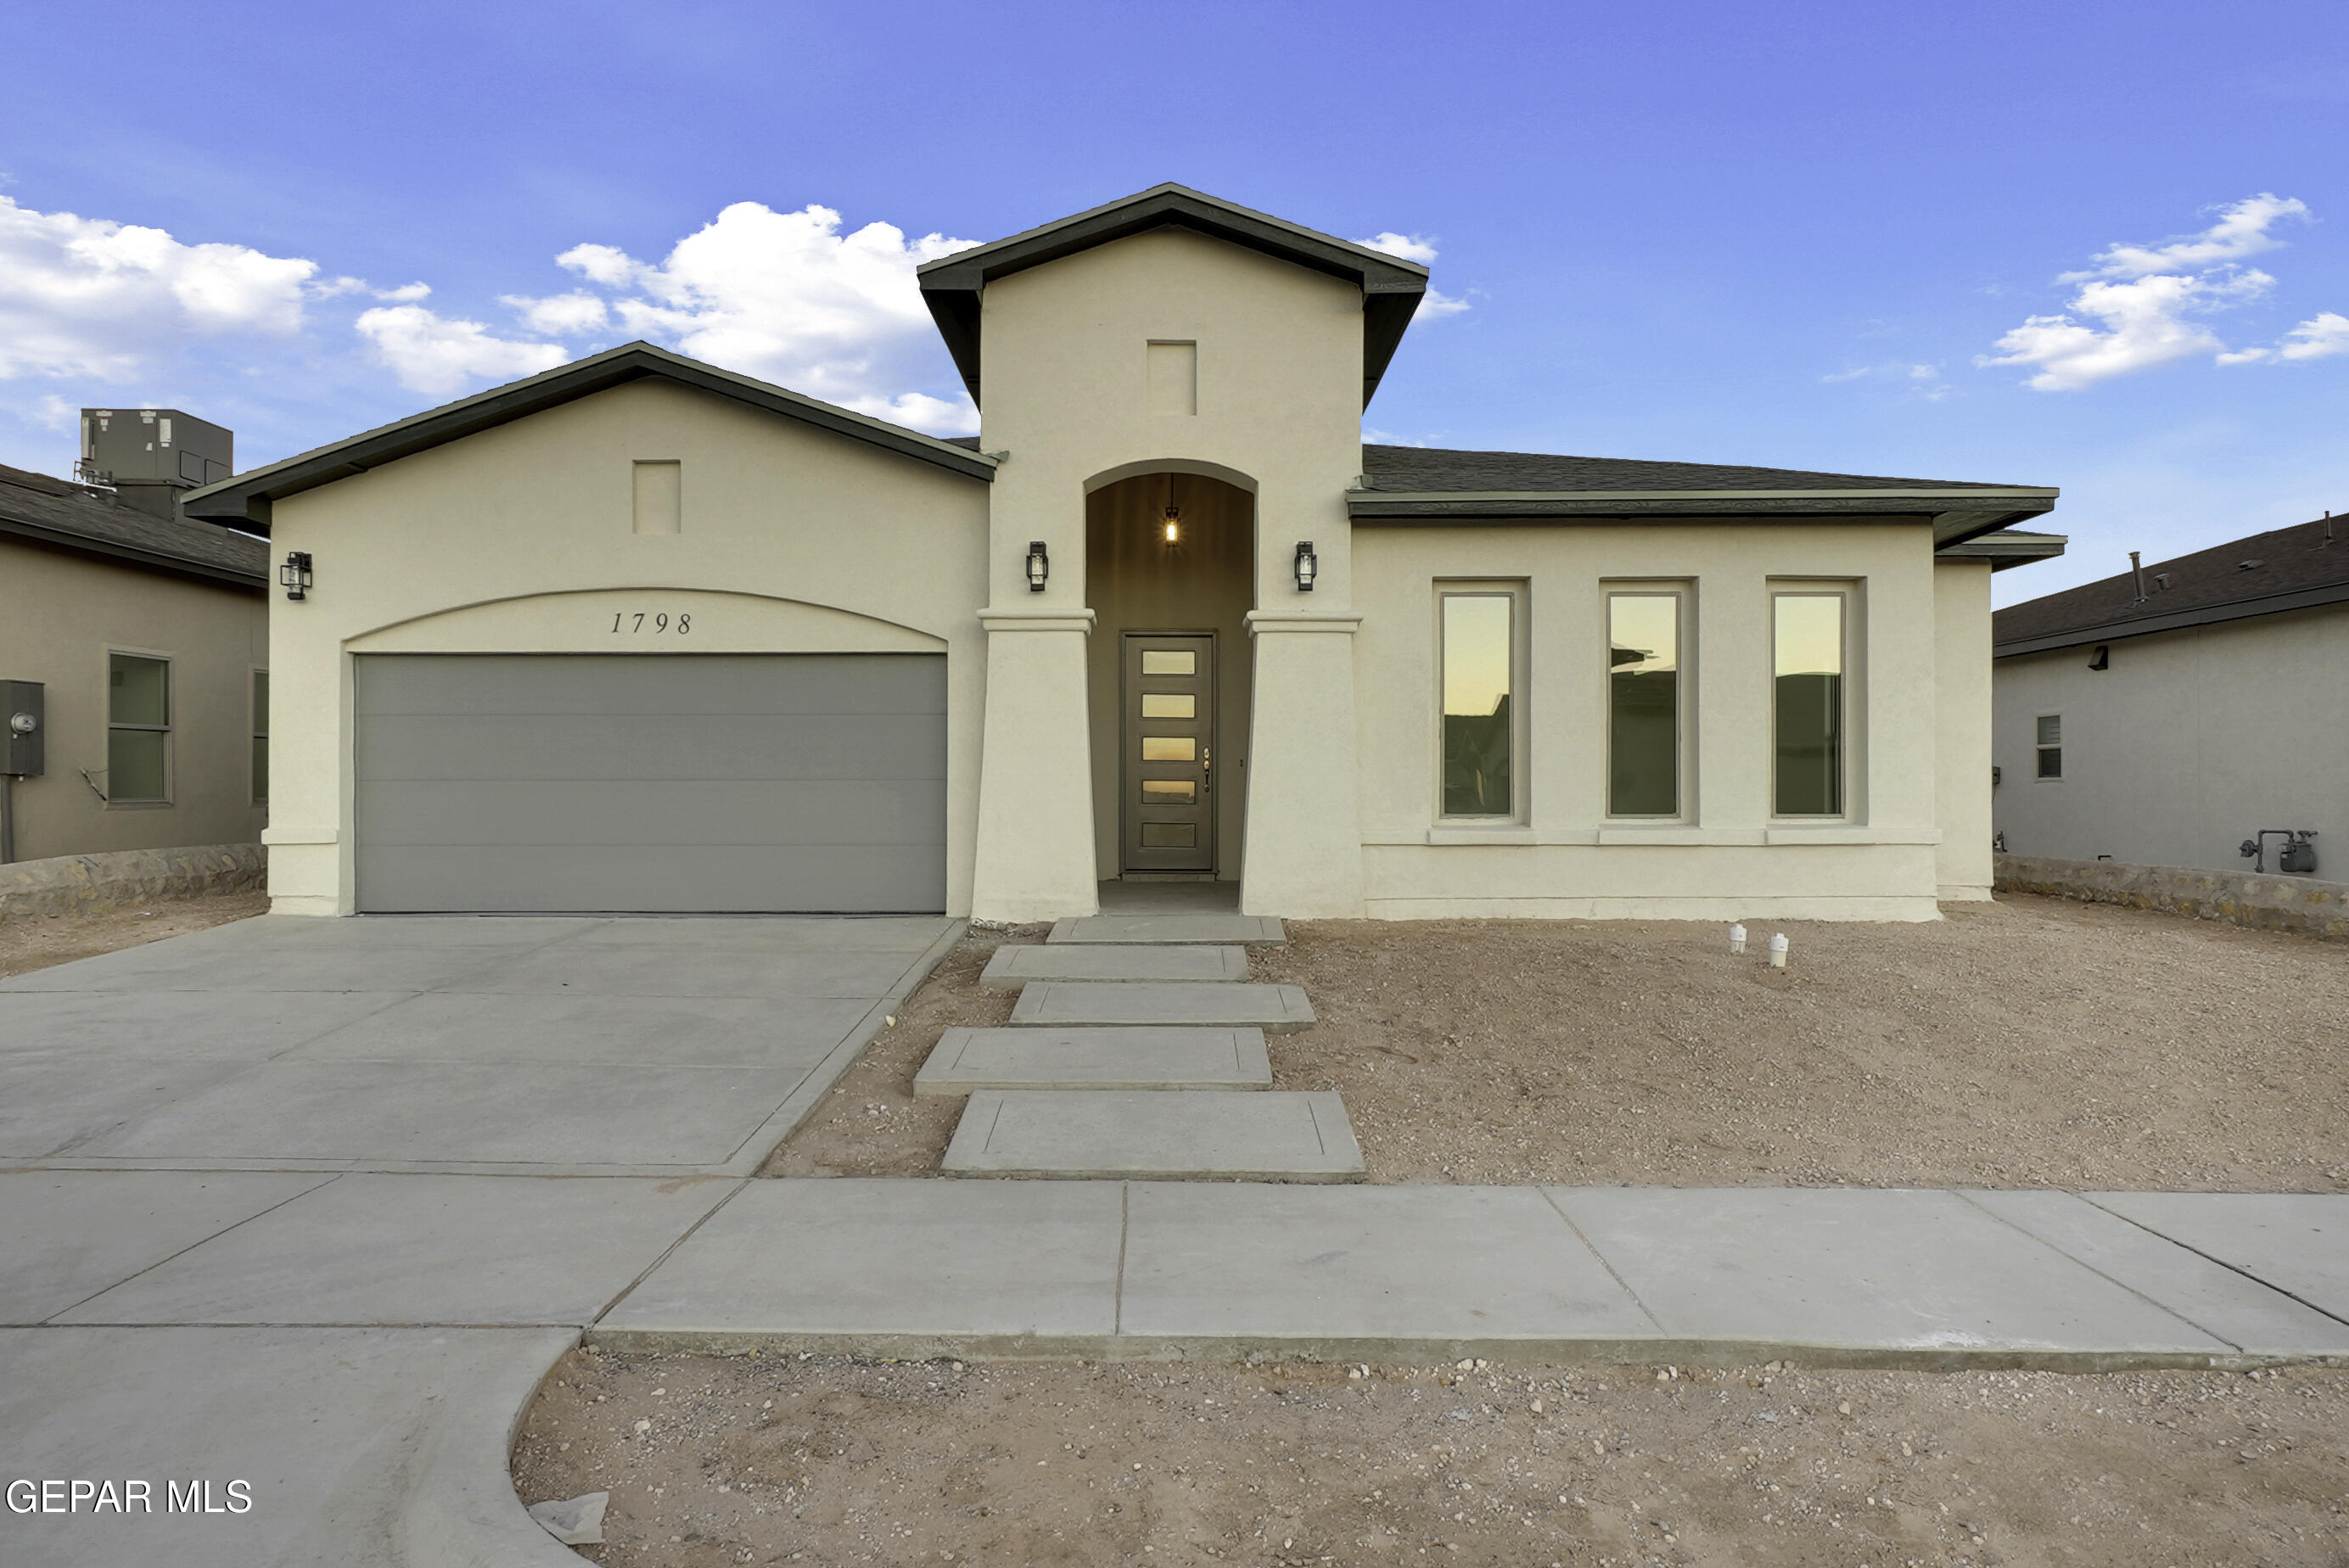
[979,944,1249,989]
[1048,914,1286,945]
[942,1089,1364,1180]
[913,1027,1271,1095]
[1008,981,1315,1033]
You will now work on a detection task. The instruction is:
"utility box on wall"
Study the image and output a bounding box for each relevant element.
[3,680,44,777]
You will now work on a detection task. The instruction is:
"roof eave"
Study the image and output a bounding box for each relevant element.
[1348,490,2057,538]
[1934,529,2069,571]
[0,513,268,590]
[182,343,996,535]
[1994,577,2349,657]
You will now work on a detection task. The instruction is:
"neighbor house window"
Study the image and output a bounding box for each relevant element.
[1772,592,1846,816]
[1440,588,1521,817]
[2035,714,2061,780]
[251,670,270,805]
[1607,589,1685,815]
[107,652,171,804]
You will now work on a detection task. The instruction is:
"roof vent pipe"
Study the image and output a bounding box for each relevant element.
[2129,550,2147,602]
[2324,511,2335,549]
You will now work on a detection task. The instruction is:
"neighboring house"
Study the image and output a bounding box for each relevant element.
[0,451,271,864]
[1991,515,2346,875]
[183,183,2062,922]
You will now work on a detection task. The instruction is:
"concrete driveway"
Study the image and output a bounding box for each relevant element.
[0,911,956,1568]
[0,913,959,1174]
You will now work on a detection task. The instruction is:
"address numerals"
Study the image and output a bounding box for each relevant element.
[610,612,691,635]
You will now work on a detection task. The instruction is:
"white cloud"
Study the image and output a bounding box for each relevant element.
[503,290,608,336]
[1822,361,1948,398]
[1351,232,1471,322]
[32,394,76,429]
[354,304,568,397]
[2069,193,2307,280]
[1354,231,1439,266]
[520,202,981,434]
[373,281,432,303]
[0,195,320,380]
[2223,310,2349,365]
[1981,195,2321,390]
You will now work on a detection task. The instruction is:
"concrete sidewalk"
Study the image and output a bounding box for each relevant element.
[598,1181,2349,1368]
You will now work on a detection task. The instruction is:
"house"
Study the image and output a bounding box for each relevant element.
[1991,514,2346,875]
[181,183,2062,922]
[0,419,270,865]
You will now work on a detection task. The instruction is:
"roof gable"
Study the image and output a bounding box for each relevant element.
[917,183,1429,411]
[181,342,995,535]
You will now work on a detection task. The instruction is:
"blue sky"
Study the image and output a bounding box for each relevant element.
[3,0,2342,604]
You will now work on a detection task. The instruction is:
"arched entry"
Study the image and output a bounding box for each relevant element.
[1085,470,1256,882]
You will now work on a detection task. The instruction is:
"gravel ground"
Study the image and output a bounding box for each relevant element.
[0,888,267,979]
[513,1349,2349,1567]
[770,894,2349,1191]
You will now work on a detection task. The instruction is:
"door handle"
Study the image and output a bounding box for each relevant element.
[1203,747,1210,792]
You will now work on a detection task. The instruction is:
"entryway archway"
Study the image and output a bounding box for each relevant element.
[1084,469,1256,887]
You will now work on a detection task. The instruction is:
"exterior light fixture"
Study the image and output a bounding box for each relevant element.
[1293,540,1318,591]
[279,551,313,601]
[1024,540,1049,592]
[1162,505,1182,546]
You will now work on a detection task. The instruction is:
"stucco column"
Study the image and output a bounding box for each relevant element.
[1241,611,1365,916]
[970,609,1101,922]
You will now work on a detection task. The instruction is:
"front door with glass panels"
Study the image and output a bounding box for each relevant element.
[1122,633,1215,872]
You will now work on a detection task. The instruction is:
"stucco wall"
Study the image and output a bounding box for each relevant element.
[1349,520,1947,920]
[1932,558,1994,899]
[973,227,1365,916]
[264,378,990,916]
[1992,602,2346,874]
[0,538,267,862]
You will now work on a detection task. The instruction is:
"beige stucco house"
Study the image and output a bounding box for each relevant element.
[183,184,2061,922]
[1993,515,2342,875]
[1,459,271,863]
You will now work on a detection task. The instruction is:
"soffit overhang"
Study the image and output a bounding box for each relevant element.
[1347,489,2059,546]
[917,183,1430,412]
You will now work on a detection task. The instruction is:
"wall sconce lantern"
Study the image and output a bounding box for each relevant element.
[279,551,313,602]
[1162,505,1182,546]
[1023,540,1049,592]
[1293,540,1318,591]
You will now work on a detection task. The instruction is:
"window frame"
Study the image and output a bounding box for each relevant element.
[1433,580,1530,824]
[2034,712,2063,781]
[1601,581,1694,821]
[1768,583,1858,821]
[104,647,174,808]
[250,667,270,807]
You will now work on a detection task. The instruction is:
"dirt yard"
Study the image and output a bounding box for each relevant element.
[0,888,266,979]
[513,1348,2349,1567]
[770,894,2349,1192]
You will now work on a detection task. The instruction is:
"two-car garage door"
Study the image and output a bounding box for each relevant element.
[354,653,945,913]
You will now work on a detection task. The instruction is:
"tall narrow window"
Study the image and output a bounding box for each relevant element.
[1441,592,1515,816]
[1607,593,1680,815]
[2035,714,2062,779]
[251,670,270,806]
[1773,594,1844,815]
[107,652,171,804]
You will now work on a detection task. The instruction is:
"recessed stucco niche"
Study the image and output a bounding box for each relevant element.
[344,589,944,657]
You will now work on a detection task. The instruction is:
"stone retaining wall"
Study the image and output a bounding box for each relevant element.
[1995,853,2349,940]
[0,843,266,920]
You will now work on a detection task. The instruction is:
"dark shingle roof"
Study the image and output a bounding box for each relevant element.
[1359,445,2027,494]
[0,463,267,587]
[1993,515,2349,654]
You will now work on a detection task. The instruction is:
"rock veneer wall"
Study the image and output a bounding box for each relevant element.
[1995,853,2349,940]
[0,843,266,920]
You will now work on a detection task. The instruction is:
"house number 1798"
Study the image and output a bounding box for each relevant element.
[611,612,691,634]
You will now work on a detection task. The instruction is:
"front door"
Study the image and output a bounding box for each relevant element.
[1122,633,1215,872]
